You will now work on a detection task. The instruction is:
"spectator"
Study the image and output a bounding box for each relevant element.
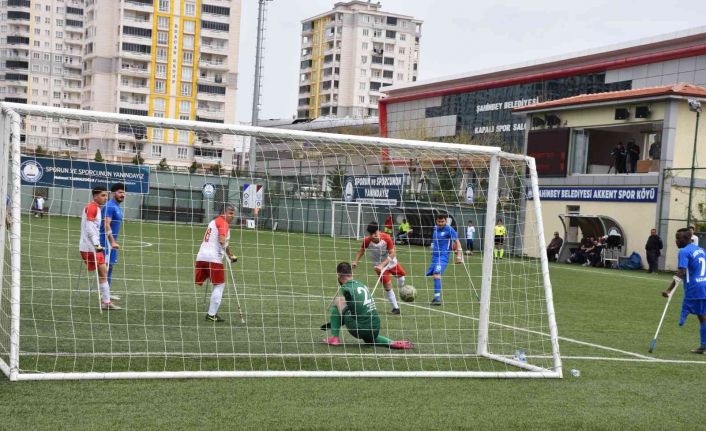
[546,231,563,262]
[567,236,593,264]
[384,214,394,237]
[649,140,661,160]
[611,142,627,174]
[626,140,640,173]
[689,225,699,246]
[465,221,476,256]
[397,219,412,245]
[645,228,663,273]
[586,237,605,267]
[32,194,45,218]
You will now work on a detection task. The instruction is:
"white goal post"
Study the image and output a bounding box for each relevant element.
[0,102,561,380]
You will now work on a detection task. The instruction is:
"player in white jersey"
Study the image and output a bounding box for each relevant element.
[79,186,120,310]
[352,221,406,314]
[195,204,238,322]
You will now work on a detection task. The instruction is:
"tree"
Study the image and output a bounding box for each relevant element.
[132,151,144,165]
[157,158,170,171]
[189,161,198,174]
[94,149,104,162]
[327,164,347,199]
[209,162,223,176]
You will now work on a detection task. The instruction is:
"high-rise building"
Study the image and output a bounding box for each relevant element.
[0,0,242,168]
[297,1,421,120]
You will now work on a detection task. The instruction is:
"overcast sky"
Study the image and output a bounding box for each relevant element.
[236,0,706,122]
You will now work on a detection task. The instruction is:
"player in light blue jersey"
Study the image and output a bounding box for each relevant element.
[100,183,125,290]
[662,228,706,354]
[426,213,463,306]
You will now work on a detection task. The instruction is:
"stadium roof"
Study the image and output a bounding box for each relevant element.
[513,83,706,113]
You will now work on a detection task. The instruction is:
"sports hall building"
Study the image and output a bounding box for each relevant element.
[380,27,706,270]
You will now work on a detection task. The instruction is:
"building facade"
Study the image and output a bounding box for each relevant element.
[1,0,241,169]
[514,85,706,270]
[297,1,421,120]
[379,27,706,152]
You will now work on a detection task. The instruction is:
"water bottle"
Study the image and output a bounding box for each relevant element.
[515,349,527,362]
[570,368,581,377]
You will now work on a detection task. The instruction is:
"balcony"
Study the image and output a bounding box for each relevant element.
[119,82,150,95]
[199,59,229,70]
[200,43,228,54]
[8,0,31,8]
[120,63,150,77]
[6,36,30,46]
[119,99,149,111]
[5,60,29,70]
[124,0,153,12]
[7,11,30,22]
[123,16,152,28]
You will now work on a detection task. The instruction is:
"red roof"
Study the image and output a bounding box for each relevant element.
[513,83,706,112]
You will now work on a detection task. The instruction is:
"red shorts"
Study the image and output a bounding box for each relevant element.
[80,251,105,272]
[376,263,406,285]
[194,261,225,285]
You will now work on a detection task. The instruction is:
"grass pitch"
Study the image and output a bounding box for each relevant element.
[1,215,705,429]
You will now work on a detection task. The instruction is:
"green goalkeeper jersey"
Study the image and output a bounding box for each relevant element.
[340,279,380,329]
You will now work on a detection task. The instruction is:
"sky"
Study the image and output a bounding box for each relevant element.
[236,0,706,122]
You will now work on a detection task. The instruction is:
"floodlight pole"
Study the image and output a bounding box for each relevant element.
[686,99,702,227]
[249,0,272,174]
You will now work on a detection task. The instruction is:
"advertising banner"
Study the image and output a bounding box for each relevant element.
[20,156,150,193]
[343,174,404,206]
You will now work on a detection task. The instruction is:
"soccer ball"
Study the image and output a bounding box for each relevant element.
[399,285,416,302]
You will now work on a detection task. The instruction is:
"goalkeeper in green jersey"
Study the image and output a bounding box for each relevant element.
[322,262,413,349]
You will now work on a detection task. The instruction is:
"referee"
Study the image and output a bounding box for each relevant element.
[494,219,506,259]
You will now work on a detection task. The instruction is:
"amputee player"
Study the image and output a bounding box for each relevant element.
[661,228,706,355]
[322,262,413,349]
[352,221,405,315]
[195,204,238,322]
[79,186,120,310]
[100,183,125,299]
[426,213,463,306]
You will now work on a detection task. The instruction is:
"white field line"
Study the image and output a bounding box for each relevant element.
[18,352,705,364]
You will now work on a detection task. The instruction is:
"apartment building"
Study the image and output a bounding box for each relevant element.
[0,0,242,169]
[297,1,422,120]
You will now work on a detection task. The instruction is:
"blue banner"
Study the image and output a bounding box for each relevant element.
[343,174,404,206]
[20,156,150,194]
[527,186,658,202]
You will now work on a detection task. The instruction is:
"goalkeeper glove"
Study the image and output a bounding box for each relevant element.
[230,256,238,263]
[94,245,104,254]
[320,322,331,331]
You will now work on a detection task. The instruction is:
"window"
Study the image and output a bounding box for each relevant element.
[397,73,404,80]
[178,130,189,143]
[185,2,196,16]
[182,35,194,49]
[362,29,369,36]
[359,82,366,90]
[179,114,190,121]
[358,96,365,104]
[157,31,168,45]
[383,70,393,78]
[372,69,381,78]
[182,51,193,64]
[201,20,229,32]
[153,129,164,140]
[181,67,193,80]
[177,147,188,159]
[118,142,127,152]
[56,31,63,38]
[383,57,394,65]
[398,47,406,55]
[156,47,167,61]
[362,42,368,49]
[154,80,165,93]
[153,98,166,111]
[151,145,162,157]
[361,55,367,64]
[400,34,406,41]
[158,16,169,30]
[158,0,169,12]
[183,20,195,33]
[179,100,191,113]
[386,30,396,39]
[360,68,367,77]
[202,4,230,16]
[56,19,64,26]
[373,29,382,38]
[155,63,167,77]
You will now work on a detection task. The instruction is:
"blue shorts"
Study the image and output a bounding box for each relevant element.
[426,257,449,276]
[107,248,119,265]
[679,298,706,325]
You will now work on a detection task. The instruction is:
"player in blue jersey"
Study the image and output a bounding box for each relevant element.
[426,213,464,306]
[662,228,706,354]
[100,183,125,297]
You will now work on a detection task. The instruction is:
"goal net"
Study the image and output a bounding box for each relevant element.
[0,103,561,380]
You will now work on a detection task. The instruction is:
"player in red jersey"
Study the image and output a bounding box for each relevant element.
[352,221,406,314]
[79,186,120,310]
[195,204,238,322]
